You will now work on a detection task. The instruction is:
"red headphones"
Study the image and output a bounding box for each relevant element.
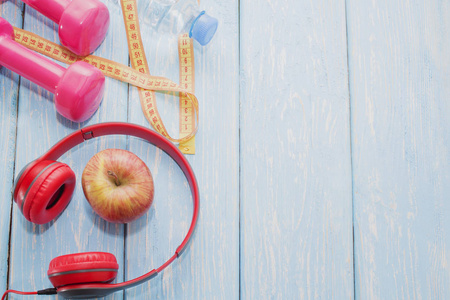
[10,122,199,299]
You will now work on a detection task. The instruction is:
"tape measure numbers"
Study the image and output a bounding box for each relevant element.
[178,34,196,154]
[121,0,171,142]
[12,0,199,153]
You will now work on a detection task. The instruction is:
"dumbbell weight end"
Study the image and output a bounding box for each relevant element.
[0,17,105,123]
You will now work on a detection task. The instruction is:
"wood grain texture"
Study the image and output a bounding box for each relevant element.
[347,0,450,299]
[125,0,240,299]
[0,0,23,293]
[1,0,449,299]
[240,0,353,299]
[7,0,129,298]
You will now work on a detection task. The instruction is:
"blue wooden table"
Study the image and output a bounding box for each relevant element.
[1,0,449,299]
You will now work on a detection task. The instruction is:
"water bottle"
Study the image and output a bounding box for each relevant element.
[137,0,218,46]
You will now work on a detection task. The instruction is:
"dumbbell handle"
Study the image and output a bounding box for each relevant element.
[0,34,64,93]
[0,17,105,122]
[21,0,69,24]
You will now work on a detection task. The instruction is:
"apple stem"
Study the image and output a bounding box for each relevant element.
[107,170,121,186]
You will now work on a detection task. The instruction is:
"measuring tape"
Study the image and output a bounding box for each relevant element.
[12,0,198,154]
[178,34,196,154]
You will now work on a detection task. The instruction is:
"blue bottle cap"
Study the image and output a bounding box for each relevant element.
[189,11,218,46]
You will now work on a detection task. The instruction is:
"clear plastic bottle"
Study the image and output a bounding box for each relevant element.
[137,0,218,45]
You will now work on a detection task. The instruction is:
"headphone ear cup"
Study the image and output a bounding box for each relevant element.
[15,160,76,224]
[47,252,119,288]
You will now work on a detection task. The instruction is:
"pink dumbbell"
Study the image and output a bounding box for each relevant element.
[0,17,105,122]
[22,0,110,56]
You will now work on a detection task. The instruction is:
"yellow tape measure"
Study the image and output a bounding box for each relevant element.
[178,34,196,154]
[12,0,198,154]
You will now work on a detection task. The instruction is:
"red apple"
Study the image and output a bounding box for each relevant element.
[81,149,154,223]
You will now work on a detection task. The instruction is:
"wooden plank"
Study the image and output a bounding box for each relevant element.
[0,0,24,294]
[125,0,240,299]
[240,0,353,298]
[8,1,129,297]
[347,0,450,299]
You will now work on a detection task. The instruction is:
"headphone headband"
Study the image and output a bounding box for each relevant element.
[31,122,199,298]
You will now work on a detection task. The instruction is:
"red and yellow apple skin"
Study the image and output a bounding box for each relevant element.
[82,149,154,223]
